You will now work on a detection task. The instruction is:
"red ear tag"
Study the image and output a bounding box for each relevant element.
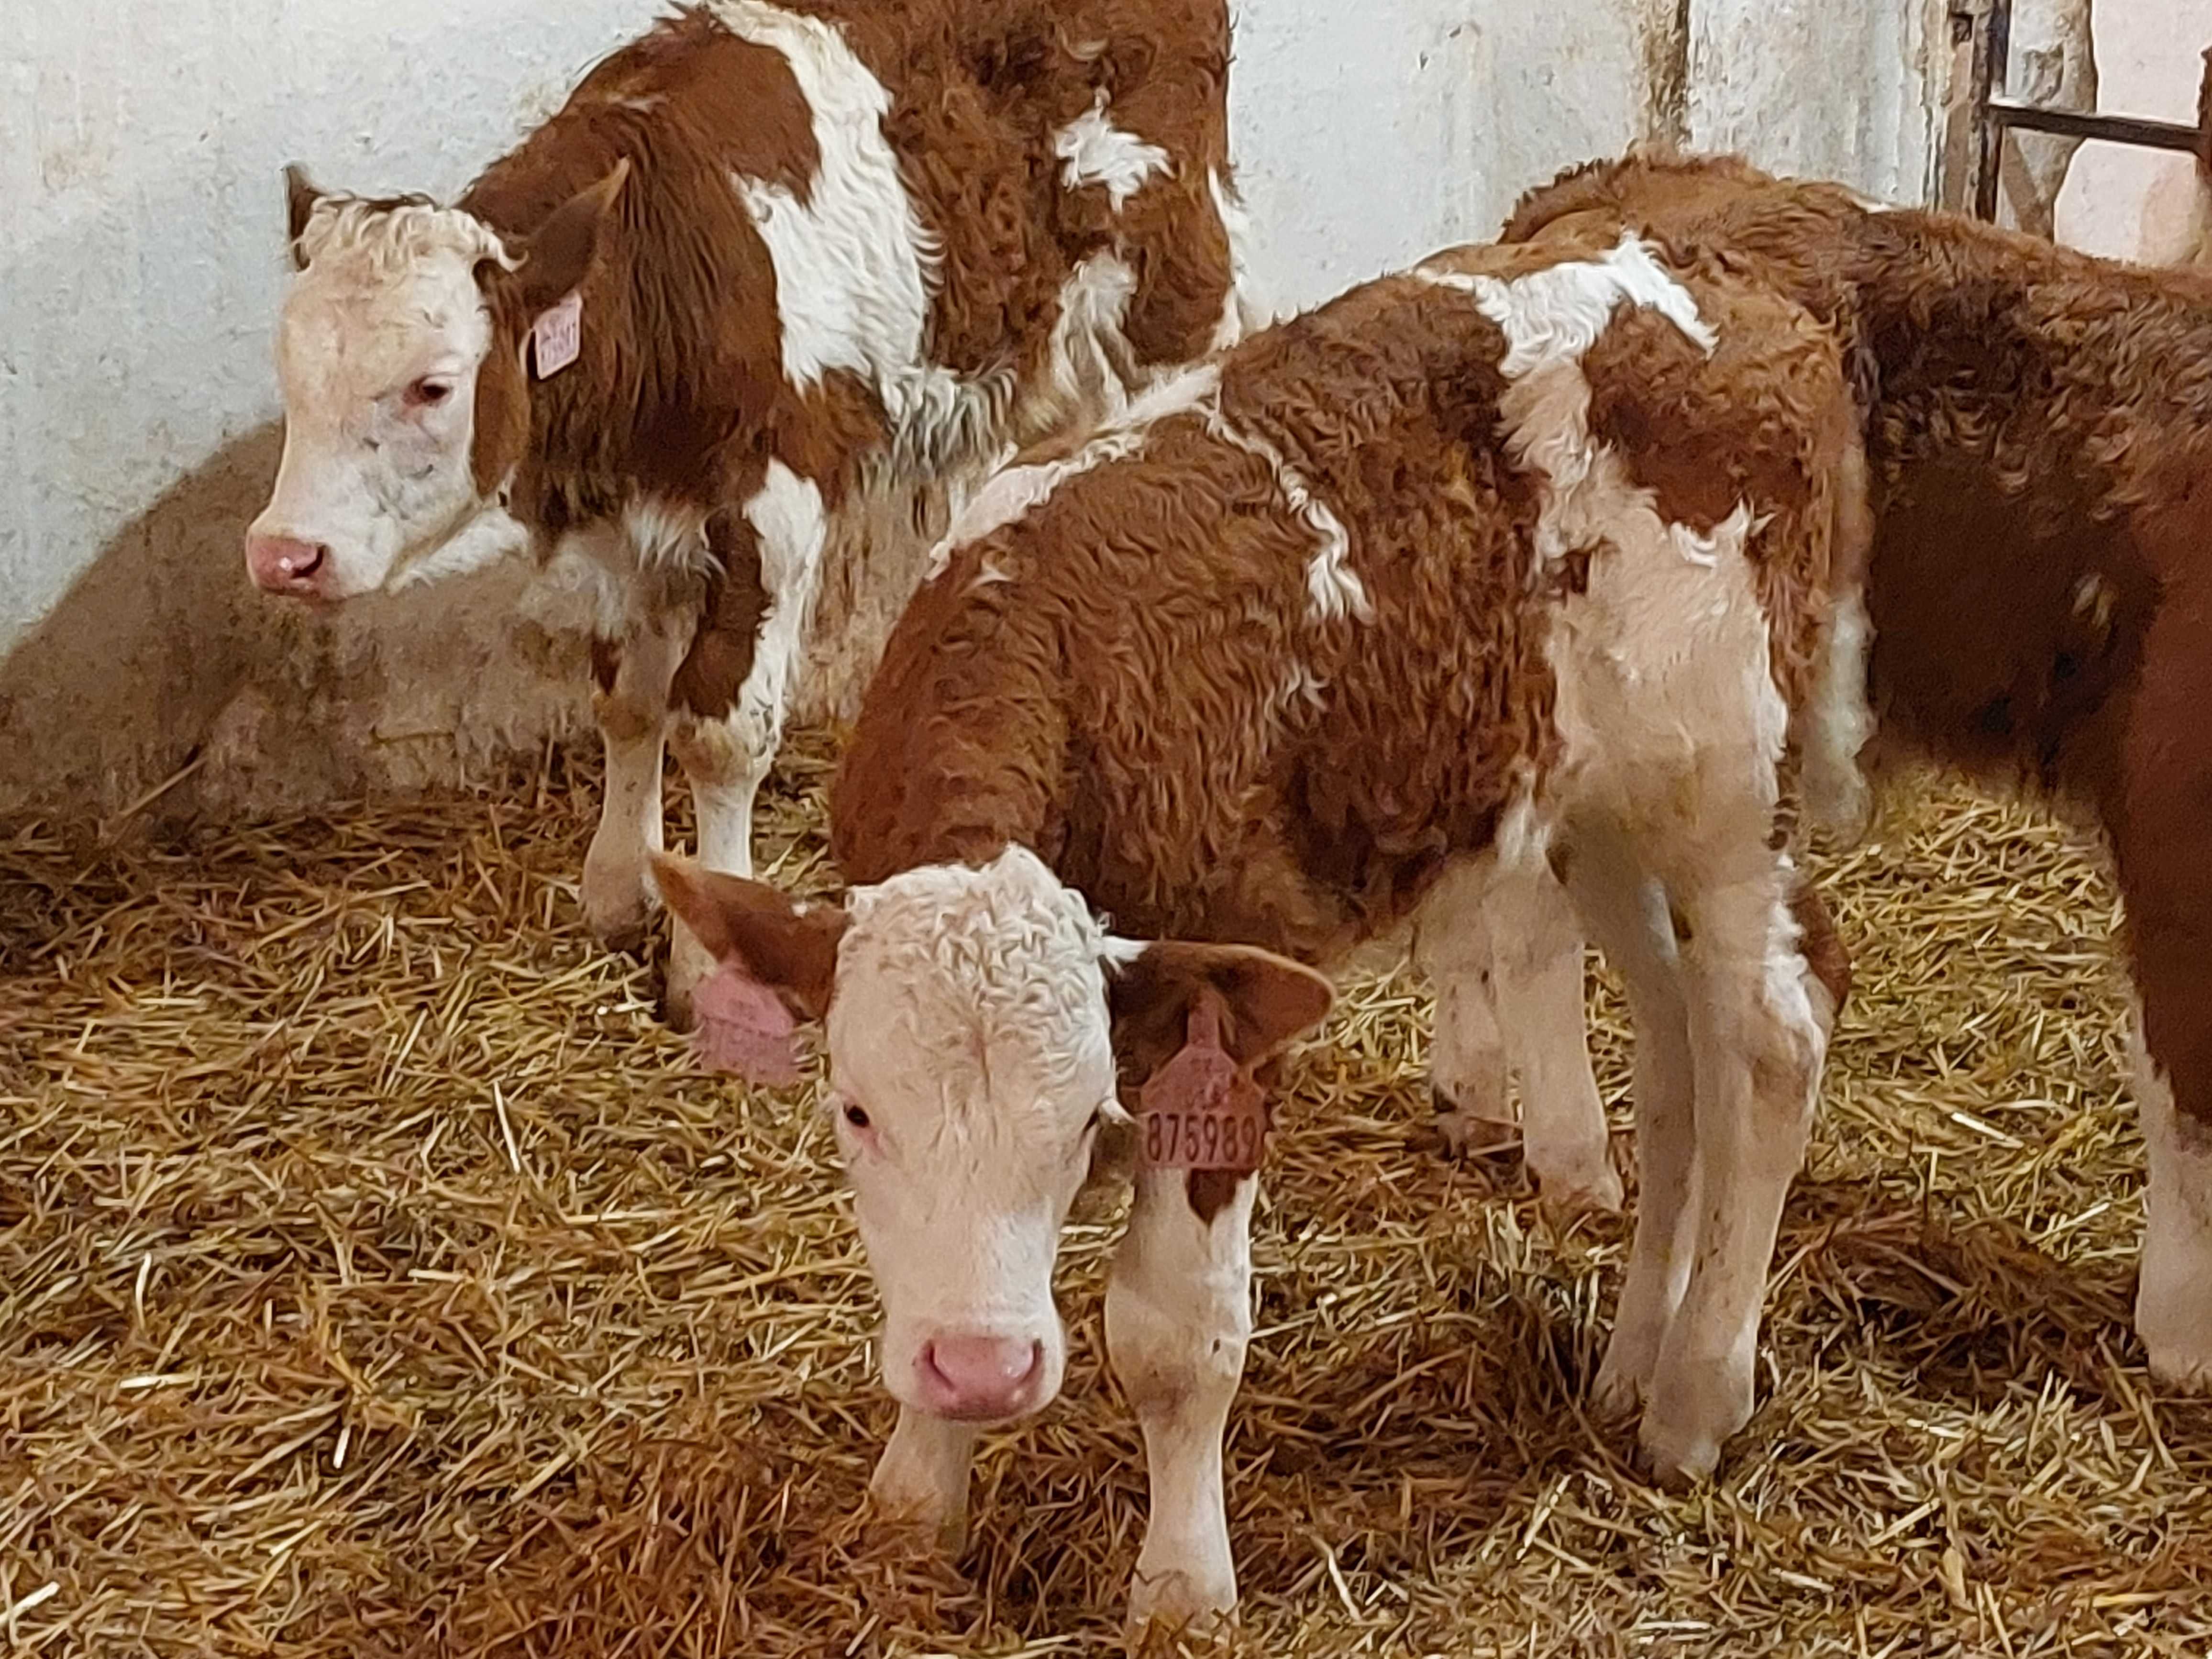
[690,963,804,1086]
[1137,998,1269,1173]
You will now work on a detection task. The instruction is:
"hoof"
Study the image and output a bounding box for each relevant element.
[1128,1571,1237,1651]
[1636,1407,1725,1490]
[1431,1085,1517,1160]
[1536,1155,1625,1217]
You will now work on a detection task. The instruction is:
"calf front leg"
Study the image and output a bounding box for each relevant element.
[870,1408,980,1552]
[664,463,825,1029]
[581,623,686,955]
[1107,1167,1255,1639]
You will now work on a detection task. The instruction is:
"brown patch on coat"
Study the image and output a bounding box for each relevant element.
[672,513,769,720]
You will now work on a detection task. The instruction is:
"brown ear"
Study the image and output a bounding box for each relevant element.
[1106,941,1334,1080]
[650,852,847,1020]
[509,159,631,316]
[284,164,323,268]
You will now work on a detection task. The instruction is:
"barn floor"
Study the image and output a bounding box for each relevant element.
[5,738,2211,1659]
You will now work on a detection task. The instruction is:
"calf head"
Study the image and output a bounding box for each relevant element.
[651,846,1332,1427]
[245,163,626,600]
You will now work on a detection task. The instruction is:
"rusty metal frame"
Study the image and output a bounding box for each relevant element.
[1956,0,2203,222]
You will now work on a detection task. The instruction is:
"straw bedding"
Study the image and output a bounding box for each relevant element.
[5,735,2210,1658]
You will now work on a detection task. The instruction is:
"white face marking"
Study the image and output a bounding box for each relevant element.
[252,199,520,597]
[1054,91,1172,210]
[823,846,1126,1421]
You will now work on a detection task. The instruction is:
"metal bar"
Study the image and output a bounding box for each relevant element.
[1985,100,2202,154]
[1971,0,2013,221]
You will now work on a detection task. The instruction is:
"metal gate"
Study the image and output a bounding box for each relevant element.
[1954,0,2204,221]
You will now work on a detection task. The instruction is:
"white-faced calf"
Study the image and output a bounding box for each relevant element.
[655,225,1869,1632]
[246,0,1253,1021]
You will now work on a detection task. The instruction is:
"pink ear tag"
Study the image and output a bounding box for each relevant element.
[532,292,583,379]
[690,963,805,1086]
[1137,998,1269,1173]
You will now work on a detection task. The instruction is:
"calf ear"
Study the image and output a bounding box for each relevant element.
[284,164,323,268]
[649,853,847,1020]
[509,160,631,317]
[1106,940,1334,1077]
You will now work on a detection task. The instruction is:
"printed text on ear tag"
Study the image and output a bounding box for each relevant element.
[690,965,804,1086]
[532,293,583,379]
[1137,1000,1268,1173]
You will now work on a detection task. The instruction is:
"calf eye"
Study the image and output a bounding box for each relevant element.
[842,1103,872,1130]
[404,378,453,410]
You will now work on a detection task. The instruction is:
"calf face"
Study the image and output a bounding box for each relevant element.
[652,847,1330,1426]
[245,166,623,600]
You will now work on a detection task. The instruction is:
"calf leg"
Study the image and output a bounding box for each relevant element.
[1487,861,1619,1211]
[1639,849,1825,1483]
[2135,1028,2212,1389]
[664,463,826,1029]
[1419,861,1615,1208]
[581,623,686,954]
[2110,593,2212,1388]
[1565,839,1696,1414]
[1418,861,1515,1157]
[869,1408,980,1552]
[1107,1167,1255,1638]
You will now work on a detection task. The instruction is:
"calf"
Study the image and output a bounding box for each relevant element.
[653,225,1867,1629]
[1489,149,2212,1392]
[246,0,1253,1020]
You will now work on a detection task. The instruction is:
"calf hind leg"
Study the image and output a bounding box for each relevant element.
[1638,849,1825,1483]
[1563,839,1697,1414]
[1420,861,1616,1209]
[1107,1168,1256,1638]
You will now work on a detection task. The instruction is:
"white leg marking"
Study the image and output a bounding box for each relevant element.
[1417,861,1515,1156]
[1489,862,1619,1212]
[1419,857,1616,1208]
[1800,585,1876,845]
[1106,1168,1254,1637]
[581,622,686,952]
[1568,844,1696,1412]
[1640,863,1822,1482]
[2133,1025,2212,1389]
[869,1406,980,1552]
[664,461,826,1023]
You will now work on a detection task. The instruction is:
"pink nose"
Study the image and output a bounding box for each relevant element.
[918,1334,1045,1421]
[245,534,331,596]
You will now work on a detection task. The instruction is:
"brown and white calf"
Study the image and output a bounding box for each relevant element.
[1479,149,2212,1393]
[245,0,1253,1018]
[651,225,1866,1628]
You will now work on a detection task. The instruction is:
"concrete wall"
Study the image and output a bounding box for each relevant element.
[0,0,1946,818]
[2055,0,2212,261]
